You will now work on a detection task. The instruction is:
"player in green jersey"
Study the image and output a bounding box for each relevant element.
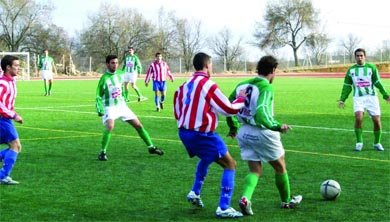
[338,48,390,151]
[227,55,302,215]
[37,49,56,96]
[95,55,164,161]
[122,47,143,102]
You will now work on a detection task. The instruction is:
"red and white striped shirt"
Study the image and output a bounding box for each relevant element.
[145,61,173,83]
[0,74,17,119]
[174,71,245,132]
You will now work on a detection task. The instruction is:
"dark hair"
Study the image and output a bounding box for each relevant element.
[354,48,366,56]
[193,52,211,71]
[105,55,118,63]
[155,52,161,57]
[1,55,19,72]
[128,46,134,50]
[256,55,278,76]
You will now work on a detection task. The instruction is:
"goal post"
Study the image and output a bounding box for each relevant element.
[0,52,31,80]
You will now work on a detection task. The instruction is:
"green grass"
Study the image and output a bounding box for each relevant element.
[0,76,389,222]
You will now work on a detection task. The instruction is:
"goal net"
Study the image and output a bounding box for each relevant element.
[0,52,31,80]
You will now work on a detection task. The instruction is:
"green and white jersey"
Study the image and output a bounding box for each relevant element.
[96,70,126,114]
[38,56,54,71]
[228,76,282,131]
[340,63,389,101]
[122,54,142,74]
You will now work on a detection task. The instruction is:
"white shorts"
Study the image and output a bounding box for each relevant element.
[237,124,285,163]
[102,103,137,124]
[41,70,53,80]
[124,72,137,83]
[353,95,381,116]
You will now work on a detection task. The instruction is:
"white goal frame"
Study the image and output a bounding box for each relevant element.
[0,52,30,80]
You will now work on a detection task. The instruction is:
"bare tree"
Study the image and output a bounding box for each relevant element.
[253,0,318,66]
[0,0,53,51]
[341,33,361,63]
[174,18,204,72]
[22,24,70,57]
[210,28,243,72]
[117,9,154,59]
[305,33,331,65]
[78,3,154,71]
[149,7,178,59]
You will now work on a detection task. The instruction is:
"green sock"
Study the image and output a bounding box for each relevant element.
[374,130,382,144]
[275,172,291,203]
[101,128,112,153]
[48,83,52,91]
[134,87,141,97]
[355,128,363,143]
[242,173,259,200]
[124,90,129,100]
[135,127,153,147]
[44,83,47,93]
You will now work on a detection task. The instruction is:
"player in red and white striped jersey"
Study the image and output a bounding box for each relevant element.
[173,52,246,218]
[145,52,174,111]
[0,55,23,185]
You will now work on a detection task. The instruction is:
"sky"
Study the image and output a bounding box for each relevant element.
[40,0,390,60]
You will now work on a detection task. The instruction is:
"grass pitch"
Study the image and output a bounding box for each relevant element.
[0,76,389,221]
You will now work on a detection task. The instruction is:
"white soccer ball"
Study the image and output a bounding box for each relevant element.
[320,179,341,200]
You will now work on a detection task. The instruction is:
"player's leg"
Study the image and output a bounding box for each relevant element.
[353,98,365,150]
[159,82,166,109]
[99,119,114,161]
[269,156,290,201]
[126,117,163,155]
[124,81,130,102]
[239,161,261,215]
[371,116,384,151]
[130,73,142,101]
[187,159,211,208]
[367,96,384,151]
[48,79,52,95]
[269,156,302,209]
[354,111,364,150]
[43,79,48,96]
[215,151,243,217]
[154,90,160,111]
[0,119,21,185]
[0,139,21,185]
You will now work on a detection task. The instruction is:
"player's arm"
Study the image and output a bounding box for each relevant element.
[254,88,282,131]
[372,66,390,101]
[166,64,174,81]
[210,85,246,116]
[95,78,105,116]
[52,58,57,75]
[145,65,153,86]
[339,71,353,102]
[135,56,142,75]
[0,84,17,120]
[226,87,240,137]
[121,56,126,71]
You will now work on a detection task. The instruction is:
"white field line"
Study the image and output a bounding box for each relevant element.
[18,125,390,163]
[17,105,390,134]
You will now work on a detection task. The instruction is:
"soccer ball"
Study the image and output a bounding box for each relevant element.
[320,179,341,200]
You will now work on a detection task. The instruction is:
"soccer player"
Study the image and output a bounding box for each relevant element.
[0,55,23,185]
[37,49,56,96]
[174,52,246,218]
[338,48,390,151]
[227,55,302,215]
[145,52,173,112]
[95,55,164,161]
[122,46,143,102]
